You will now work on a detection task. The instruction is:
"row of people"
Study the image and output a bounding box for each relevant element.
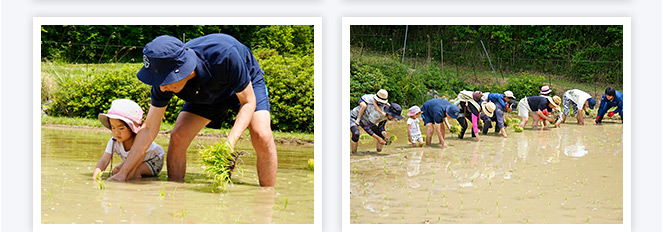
[351,86,623,153]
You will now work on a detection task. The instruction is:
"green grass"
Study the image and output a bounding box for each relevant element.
[41,115,313,143]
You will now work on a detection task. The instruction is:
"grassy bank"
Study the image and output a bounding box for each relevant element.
[42,115,314,145]
[352,51,623,102]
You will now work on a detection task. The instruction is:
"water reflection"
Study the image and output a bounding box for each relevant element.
[407,151,423,188]
[562,129,588,158]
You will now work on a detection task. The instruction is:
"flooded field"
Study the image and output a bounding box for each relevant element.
[350,118,623,224]
[41,126,314,224]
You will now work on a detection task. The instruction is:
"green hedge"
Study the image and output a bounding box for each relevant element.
[350,55,549,108]
[43,49,313,133]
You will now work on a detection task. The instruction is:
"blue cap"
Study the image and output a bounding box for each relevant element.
[587,98,596,109]
[137,35,198,86]
[446,105,461,119]
[385,103,404,120]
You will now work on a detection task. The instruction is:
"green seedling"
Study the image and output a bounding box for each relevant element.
[513,125,523,132]
[159,186,166,200]
[359,134,371,140]
[586,216,591,223]
[307,159,314,171]
[387,135,397,145]
[199,141,245,190]
[450,125,462,134]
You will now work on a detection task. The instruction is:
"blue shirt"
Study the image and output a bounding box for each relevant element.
[151,34,264,107]
[487,93,506,109]
[597,90,624,116]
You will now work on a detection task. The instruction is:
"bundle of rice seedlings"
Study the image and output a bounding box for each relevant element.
[450,125,462,134]
[199,141,245,189]
[387,135,397,145]
[359,134,372,140]
[513,125,523,132]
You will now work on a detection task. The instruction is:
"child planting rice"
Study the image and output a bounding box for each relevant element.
[93,99,165,181]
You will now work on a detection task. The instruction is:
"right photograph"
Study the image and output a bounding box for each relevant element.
[344,18,630,225]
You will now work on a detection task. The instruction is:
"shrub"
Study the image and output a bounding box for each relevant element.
[504,73,547,99]
[43,50,314,133]
[256,48,314,133]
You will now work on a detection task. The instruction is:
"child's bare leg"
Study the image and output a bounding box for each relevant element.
[132,162,155,179]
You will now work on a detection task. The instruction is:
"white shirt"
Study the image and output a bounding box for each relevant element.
[407,117,422,137]
[104,138,164,162]
[564,89,591,107]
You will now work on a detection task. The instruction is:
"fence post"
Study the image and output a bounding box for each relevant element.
[480,40,498,83]
[441,39,444,74]
[401,25,408,63]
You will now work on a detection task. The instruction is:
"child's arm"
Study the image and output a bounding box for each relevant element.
[355,102,368,125]
[93,152,113,180]
[372,101,385,116]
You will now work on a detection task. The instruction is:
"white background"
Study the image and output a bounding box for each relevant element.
[2,0,661,232]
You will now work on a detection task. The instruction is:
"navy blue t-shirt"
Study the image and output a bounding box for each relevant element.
[421,98,453,124]
[527,96,552,111]
[151,34,264,107]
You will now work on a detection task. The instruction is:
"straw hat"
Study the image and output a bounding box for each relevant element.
[482,102,496,118]
[374,89,389,104]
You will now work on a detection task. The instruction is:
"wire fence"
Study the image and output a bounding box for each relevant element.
[350,27,623,97]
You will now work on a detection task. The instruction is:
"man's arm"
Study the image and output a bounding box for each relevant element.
[108,105,166,181]
[355,102,367,124]
[228,82,256,149]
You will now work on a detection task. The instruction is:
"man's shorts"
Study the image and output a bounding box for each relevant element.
[517,98,532,118]
[562,95,578,116]
[182,77,271,129]
[421,109,444,125]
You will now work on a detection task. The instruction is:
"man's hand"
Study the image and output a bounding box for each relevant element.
[107,172,128,182]
[377,137,387,145]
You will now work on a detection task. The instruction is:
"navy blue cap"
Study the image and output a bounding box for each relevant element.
[587,98,596,109]
[385,103,404,120]
[446,105,461,119]
[137,35,198,86]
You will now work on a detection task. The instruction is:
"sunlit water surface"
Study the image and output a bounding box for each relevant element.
[41,127,313,224]
[351,119,623,224]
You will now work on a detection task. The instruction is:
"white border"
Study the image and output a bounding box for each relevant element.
[342,17,631,232]
[33,17,321,232]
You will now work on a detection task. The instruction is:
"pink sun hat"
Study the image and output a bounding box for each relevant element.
[98,99,144,134]
[407,105,421,116]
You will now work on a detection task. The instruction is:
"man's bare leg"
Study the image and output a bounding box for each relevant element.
[167,112,210,181]
[248,110,278,187]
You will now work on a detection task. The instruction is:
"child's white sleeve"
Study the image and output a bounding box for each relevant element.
[104,138,114,154]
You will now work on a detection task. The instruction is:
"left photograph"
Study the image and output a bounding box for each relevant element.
[36,19,319,225]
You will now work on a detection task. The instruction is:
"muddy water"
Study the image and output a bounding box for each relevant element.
[41,127,313,224]
[350,118,623,224]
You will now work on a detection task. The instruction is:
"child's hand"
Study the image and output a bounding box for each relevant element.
[355,119,360,125]
[93,168,102,181]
